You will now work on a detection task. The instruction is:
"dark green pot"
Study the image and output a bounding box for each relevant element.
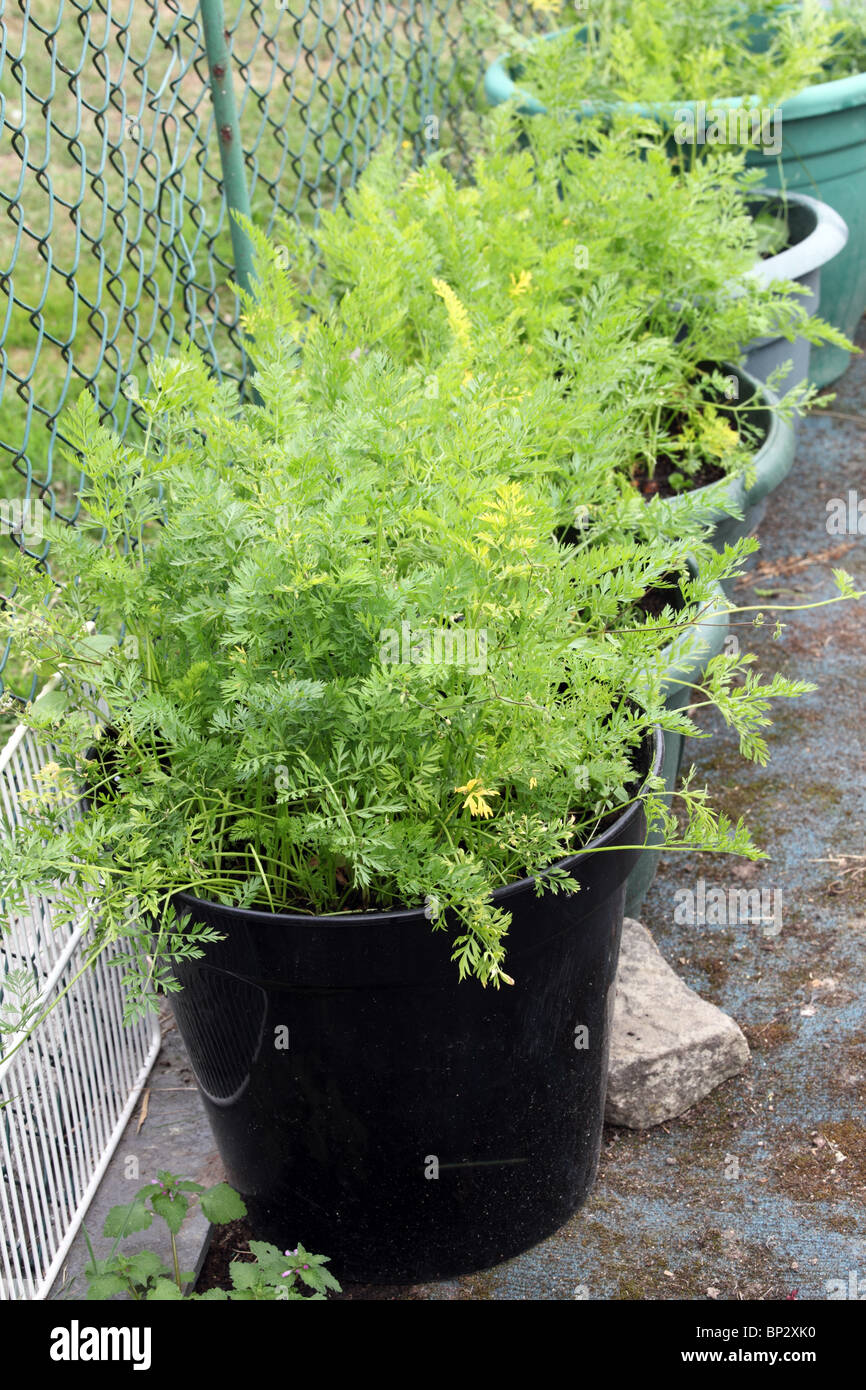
[745,72,866,387]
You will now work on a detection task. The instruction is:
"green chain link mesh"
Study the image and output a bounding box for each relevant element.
[0,0,539,698]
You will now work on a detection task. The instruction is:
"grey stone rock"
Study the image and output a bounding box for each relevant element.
[605,918,750,1129]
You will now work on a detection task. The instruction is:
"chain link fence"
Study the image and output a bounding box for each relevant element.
[0,0,541,697]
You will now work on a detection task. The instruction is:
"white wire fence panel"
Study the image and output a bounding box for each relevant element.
[0,716,160,1301]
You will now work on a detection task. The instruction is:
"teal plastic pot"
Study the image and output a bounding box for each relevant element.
[658,363,796,584]
[745,73,866,387]
[625,567,730,919]
[484,46,866,386]
[484,38,682,124]
[484,40,772,132]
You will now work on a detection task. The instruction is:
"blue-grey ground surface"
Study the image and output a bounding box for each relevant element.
[337,327,866,1301]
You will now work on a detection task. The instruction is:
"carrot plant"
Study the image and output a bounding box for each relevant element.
[1,328,836,1017]
[275,111,848,495]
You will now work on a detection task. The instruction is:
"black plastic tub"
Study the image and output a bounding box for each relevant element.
[168,728,662,1284]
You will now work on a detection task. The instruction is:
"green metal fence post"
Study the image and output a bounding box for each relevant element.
[199,0,257,298]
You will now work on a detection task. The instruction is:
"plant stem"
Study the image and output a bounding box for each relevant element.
[171,1231,182,1292]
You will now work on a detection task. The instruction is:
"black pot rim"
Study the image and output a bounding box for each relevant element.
[174,725,664,929]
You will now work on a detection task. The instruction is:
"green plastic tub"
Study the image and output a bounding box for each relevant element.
[746,73,866,387]
[484,49,866,386]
